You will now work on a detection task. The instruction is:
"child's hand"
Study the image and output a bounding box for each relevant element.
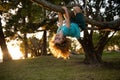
[58,12,62,16]
[62,6,68,11]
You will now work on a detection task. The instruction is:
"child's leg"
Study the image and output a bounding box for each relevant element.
[73,6,86,30]
[73,6,81,15]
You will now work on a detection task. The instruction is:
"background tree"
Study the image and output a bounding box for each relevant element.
[105,31,120,51]
[5,0,47,58]
[20,36,42,57]
[0,0,14,62]
[78,0,120,64]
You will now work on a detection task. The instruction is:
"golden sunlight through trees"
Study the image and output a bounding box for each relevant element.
[0,40,23,62]
[7,44,23,60]
[7,40,23,60]
[0,48,2,62]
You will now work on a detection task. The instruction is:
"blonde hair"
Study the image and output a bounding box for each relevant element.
[49,34,71,59]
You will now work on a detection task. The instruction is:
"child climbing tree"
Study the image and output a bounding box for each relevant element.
[49,6,86,59]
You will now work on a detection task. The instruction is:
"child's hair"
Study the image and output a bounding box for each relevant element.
[49,34,71,59]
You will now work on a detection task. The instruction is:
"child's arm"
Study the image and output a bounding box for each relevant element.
[58,12,63,27]
[62,6,70,28]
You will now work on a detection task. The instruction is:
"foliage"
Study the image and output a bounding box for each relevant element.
[0,0,12,12]
[85,0,119,48]
[20,36,42,57]
[87,0,119,21]
[92,31,120,51]
[3,0,45,38]
[105,31,120,49]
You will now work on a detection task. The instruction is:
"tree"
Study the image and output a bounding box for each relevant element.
[0,0,13,62]
[105,31,120,51]
[20,36,43,57]
[5,0,46,58]
[77,0,120,64]
[32,0,120,64]
[0,18,12,61]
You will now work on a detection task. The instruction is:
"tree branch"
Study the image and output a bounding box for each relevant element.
[31,0,63,12]
[32,0,120,30]
[85,17,120,30]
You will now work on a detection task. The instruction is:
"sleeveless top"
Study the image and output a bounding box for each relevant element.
[57,23,80,39]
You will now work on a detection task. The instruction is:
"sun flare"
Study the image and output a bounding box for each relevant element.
[0,40,24,62]
[7,40,23,60]
[8,45,23,60]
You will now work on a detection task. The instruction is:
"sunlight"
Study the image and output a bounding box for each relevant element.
[8,44,23,60]
[0,28,44,62]
[0,40,24,62]
[0,48,3,62]
[7,40,23,60]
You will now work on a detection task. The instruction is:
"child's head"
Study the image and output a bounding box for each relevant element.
[54,33,65,44]
[49,34,71,59]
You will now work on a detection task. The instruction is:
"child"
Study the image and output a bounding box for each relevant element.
[49,6,86,59]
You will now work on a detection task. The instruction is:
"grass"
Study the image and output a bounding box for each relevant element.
[0,52,120,80]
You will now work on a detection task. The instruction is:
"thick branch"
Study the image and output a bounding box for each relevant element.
[32,0,64,12]
[86,17,120,30]
[32,0,120,30]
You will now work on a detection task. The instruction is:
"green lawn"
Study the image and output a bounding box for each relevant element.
[0,52,120,80]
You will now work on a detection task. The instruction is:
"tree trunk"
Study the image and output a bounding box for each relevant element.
[41,30,47,55]
[23,33,28,58]
[83,46,103,64]
[0,19,12,62]
[41,9,47,55]
[78,30,110,64]
[79,38,100,64]
[78,40,103,64]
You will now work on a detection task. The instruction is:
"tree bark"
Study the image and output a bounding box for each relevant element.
[0,19,12,62]
[78,38,101,64]
[78,30,99,64]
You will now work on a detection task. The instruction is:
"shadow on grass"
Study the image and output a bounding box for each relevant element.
[102,61,120,70]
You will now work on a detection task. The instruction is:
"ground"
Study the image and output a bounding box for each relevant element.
[0,52,120,80]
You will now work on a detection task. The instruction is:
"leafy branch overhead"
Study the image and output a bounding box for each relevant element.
[32,0,120,31]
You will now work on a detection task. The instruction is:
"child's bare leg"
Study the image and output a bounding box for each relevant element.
[73,6,82,15]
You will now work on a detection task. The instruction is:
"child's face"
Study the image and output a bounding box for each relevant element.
[54,33,64,44]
